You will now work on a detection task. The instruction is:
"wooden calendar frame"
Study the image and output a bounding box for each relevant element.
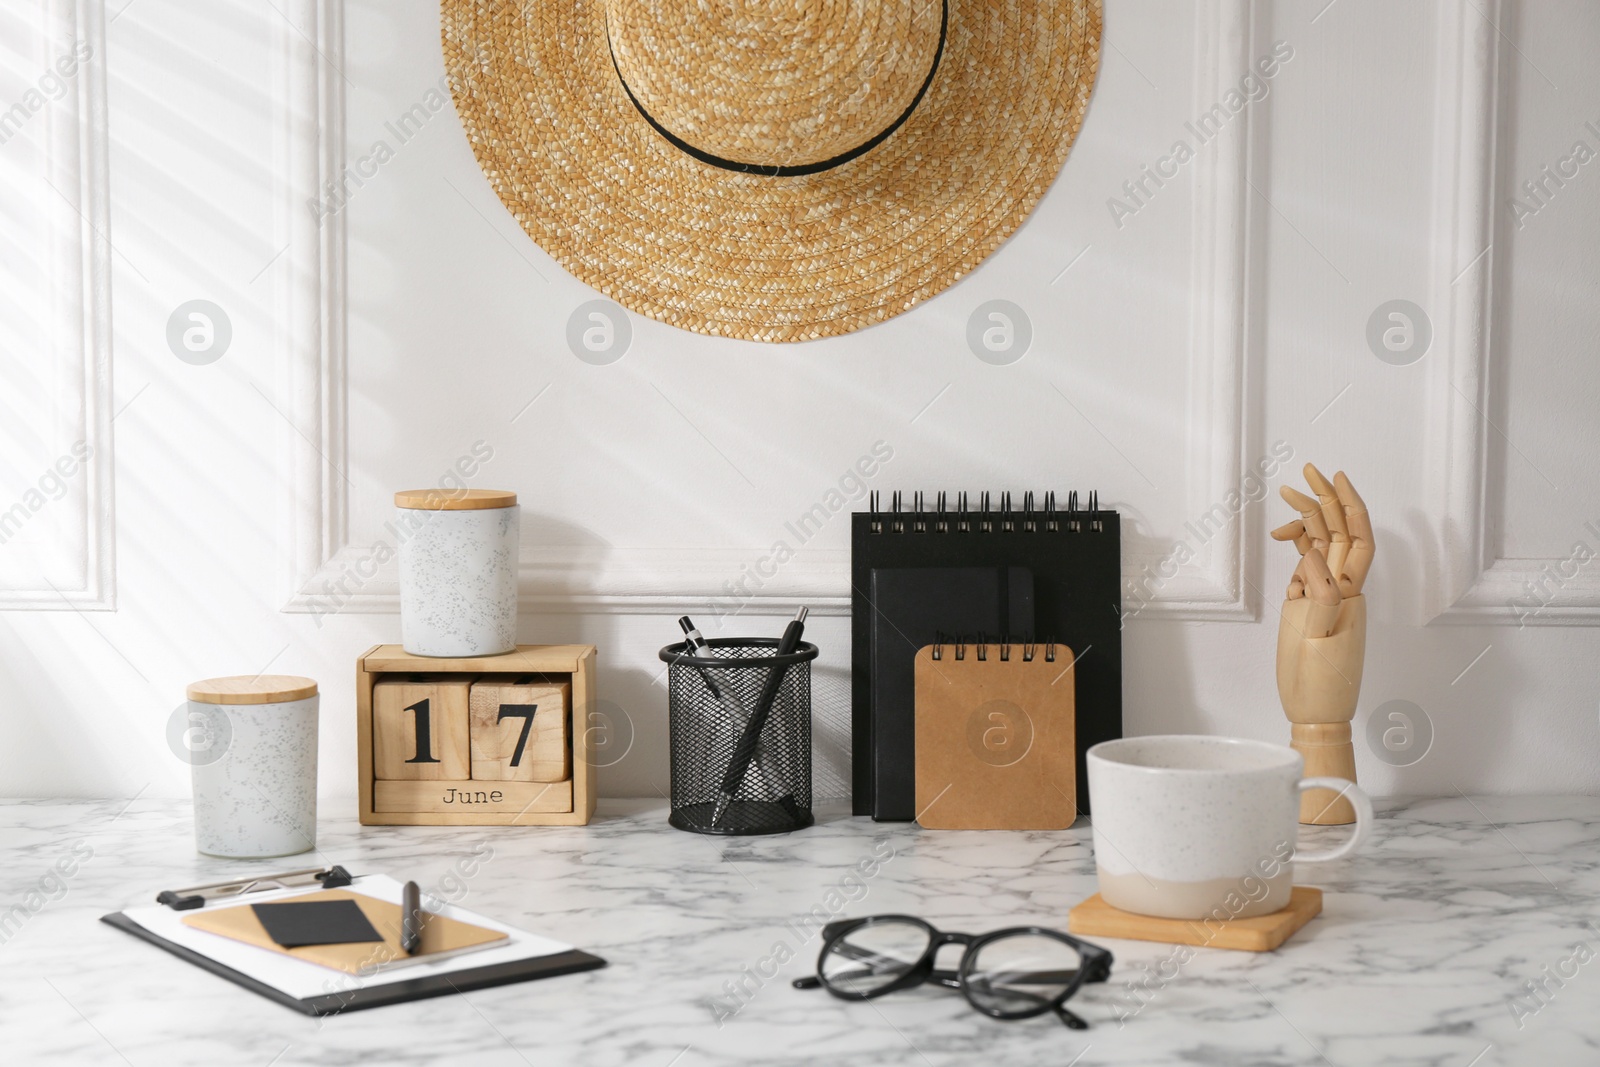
[356,644,598,826]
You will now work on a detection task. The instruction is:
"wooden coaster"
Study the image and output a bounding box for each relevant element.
[1068,886,1322,952]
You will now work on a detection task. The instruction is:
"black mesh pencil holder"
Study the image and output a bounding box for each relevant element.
[659,637,818,836]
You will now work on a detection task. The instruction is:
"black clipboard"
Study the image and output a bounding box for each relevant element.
[101,913,606,1016]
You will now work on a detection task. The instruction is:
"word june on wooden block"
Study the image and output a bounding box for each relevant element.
[468,676,570,783]
[373,779,574,814]
[373,675,471,780]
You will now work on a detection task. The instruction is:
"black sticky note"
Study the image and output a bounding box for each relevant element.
[251,900,383,948]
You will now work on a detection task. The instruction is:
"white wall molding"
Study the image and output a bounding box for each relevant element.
[277,0,1258,620]
[0,0,116,611]
[273,0,348,614]
[1424,0,1600,626]
[1157,0,1254,621]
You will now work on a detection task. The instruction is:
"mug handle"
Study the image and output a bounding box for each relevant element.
[1293,777,1374,863]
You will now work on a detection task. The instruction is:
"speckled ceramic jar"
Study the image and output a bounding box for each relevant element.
[395,488,520,657]
[186,675,319,859]
[1087,735,1373,920]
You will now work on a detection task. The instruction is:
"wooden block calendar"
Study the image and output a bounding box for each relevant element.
[358,645,596,826]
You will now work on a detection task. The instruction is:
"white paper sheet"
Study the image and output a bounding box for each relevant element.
[119,875,575,1003]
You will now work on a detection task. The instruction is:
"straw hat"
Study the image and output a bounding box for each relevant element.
[441,1,1102,343]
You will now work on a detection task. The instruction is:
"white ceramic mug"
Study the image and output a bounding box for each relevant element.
[1086,735,1373,920]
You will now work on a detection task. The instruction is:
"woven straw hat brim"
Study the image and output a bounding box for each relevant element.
[442,1,1102,343]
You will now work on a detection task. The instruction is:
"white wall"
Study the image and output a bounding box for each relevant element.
[1,0,1596,801]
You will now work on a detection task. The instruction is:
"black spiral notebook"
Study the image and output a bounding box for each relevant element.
[851,490,1122,821]
[869,566,1035,822]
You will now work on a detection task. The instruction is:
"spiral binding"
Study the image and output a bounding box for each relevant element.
[867,489,1101,535]
[929,632,1058,663]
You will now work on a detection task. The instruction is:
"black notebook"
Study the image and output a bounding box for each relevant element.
[852,491,1122,821]
[869,566,1035,822]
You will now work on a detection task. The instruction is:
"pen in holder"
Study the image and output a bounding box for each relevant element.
[659,636,817,835]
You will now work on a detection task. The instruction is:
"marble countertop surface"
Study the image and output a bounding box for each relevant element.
[1,795,1597,1066]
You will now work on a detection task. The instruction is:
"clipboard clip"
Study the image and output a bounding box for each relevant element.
[156,864,354,911]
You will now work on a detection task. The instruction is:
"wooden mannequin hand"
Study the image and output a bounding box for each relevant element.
[1271,465,1373,723]
[1275,587,1366,722]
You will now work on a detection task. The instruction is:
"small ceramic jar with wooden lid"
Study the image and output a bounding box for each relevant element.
[395,488,520,657]
[185,675,319,858]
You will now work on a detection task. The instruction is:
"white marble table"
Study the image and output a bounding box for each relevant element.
[1,795,1596,1066]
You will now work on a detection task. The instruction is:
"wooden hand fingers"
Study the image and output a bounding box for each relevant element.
[1304,463,1351,579]
[1304,463,1350,542]
[1271,519,1312,555]
[1286,554,1307,600]
[1300,547,1341,637]
[1280,464,1376,598]
[1280,485,1330,548]
[1334,470,1374,595]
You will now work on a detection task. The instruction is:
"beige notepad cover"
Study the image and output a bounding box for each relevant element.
[182,889,508,974]
[914,643,1076,830]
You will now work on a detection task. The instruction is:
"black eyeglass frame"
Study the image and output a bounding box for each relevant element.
[793,914,1113,1029]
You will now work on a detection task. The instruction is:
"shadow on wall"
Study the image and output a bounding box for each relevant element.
[576,663,663,801]
[1121,622,1202,739]
[517,512,612,601]
[0,615,140,796]
[1372,510,1523,796]
[811,664,851,801]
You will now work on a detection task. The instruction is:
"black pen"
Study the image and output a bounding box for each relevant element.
[712,607,807,826]
[678,617,748,724]
[401,880,422,955]
[680,616,781,804]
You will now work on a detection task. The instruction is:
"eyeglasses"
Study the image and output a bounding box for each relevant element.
[792,915,1113,1029]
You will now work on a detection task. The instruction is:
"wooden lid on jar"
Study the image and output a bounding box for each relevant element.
[393,488,518,511]
[187,675,319,705]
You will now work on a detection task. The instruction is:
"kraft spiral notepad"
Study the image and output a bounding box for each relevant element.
[852,490,1121,821]
[914,641,1076,830]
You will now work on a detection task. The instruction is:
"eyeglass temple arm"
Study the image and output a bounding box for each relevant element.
[1054,1004,1090,1030]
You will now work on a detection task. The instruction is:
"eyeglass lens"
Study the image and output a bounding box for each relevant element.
[821,920,933,996]
[963,933,1082,1015]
